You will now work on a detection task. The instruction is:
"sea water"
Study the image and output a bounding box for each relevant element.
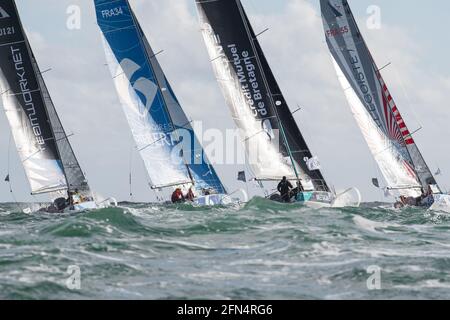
[0,198,449,300]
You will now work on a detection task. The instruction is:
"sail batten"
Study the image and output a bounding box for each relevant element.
[321,0,439,196]
[95,0,226,194]
[196,0,329,192]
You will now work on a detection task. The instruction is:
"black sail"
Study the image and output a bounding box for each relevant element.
[0,0,90,195]
[197,0,329,192]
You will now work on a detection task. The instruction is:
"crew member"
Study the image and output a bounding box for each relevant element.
[171,188,185,203]
[71,189,83,205]
[186,187,195,202]
[277,176,293,203]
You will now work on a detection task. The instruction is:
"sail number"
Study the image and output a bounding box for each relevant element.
[101,7,124,19]
[0,26,15,36]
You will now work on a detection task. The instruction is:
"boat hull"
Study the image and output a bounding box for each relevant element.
[270,188,361,208]
[427,194,450,212]
[193,194,232,206]
[64,201,98,213]
[270,191,334,208]
[294,191,334,208]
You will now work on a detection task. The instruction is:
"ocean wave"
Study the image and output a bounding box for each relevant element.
[1,200,450,299]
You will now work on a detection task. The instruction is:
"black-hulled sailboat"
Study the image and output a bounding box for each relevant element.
[320,0,450,210]
[196,0,360,207]
[0,0,110,212]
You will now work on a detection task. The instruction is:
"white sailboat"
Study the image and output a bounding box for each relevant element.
[196,0,360,208]
[321,0,450,210]
[94,0,234,206]
[0,0,115,213]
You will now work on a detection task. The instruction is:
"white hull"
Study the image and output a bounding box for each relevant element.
[64,201,98,213]
[64,197,118,213]
[193,194,235,206]
[428,194,450,213]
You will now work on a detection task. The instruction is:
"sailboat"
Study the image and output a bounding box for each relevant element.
[0,0,112,213]
[196,0,360,208]
[320,0,450,210]
[94,0,231,206]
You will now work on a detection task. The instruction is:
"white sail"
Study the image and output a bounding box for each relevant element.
[320,0,437,197]
[197,1,331,192]
[1,87,67,194]
[0,1,70,195]
[103,44,192,189]
[331,57,421,197]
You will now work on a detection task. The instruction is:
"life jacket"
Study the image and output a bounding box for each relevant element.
[171,190,184,203]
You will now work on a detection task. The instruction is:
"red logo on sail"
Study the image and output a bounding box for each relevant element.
[326,26,349,37]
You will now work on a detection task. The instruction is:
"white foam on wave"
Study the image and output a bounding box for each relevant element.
[121,205,161,218]
[228,258,362,269]
[150,238,214,250]
[395,279,450,290]
[312,241,342,257]
[353,246,450,259]
[353,215,398,233]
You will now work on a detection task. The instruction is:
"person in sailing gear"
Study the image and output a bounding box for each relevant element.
[171,188,185,204]
[418,185,435,207]
[185,187,195,202]
[277,176,293,203]
[70,189,83,205]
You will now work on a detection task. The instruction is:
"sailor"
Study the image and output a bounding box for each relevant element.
[395,195,409,208]
[71,189,83,205]
[277,176,293,203]
[186,187,195,202]
[171,188,185,204]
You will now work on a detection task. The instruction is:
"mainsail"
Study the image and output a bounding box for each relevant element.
[0,0,90,196]
[95,0,226,194]
[196,0,329,192]
[320,0,440,197]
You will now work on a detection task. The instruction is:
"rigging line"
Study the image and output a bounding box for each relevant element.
[6,133,22,213]
[129,143,134,200]
[393,66,423,129]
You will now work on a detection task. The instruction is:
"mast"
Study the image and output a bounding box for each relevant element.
[235,0,301,185]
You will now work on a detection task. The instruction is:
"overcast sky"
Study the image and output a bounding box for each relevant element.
[1,0,450,203]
